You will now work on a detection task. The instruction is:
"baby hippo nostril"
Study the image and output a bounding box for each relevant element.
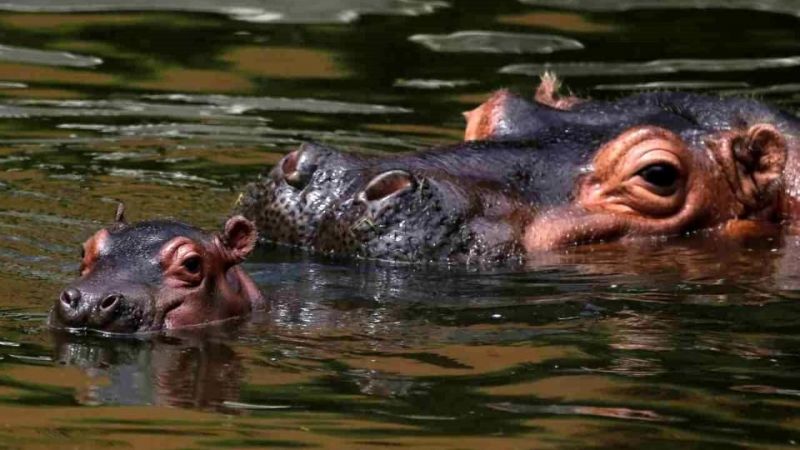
[60,288,81,309]
[100,293,122,311]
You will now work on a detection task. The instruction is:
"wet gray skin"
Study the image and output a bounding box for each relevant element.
[311,128,622,263]
[234,142,366,247]
[485,90,800,142]
[313,169,529,263]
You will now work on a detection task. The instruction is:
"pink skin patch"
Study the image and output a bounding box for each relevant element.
[156,220,264,330]
[80,228,110,276]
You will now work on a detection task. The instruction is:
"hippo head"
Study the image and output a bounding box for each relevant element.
[314,169,528,262]
[312,121,791,260]
[51,206,265,333]
[234,141,364,247]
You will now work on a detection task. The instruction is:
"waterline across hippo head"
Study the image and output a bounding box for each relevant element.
[50,205,265,334]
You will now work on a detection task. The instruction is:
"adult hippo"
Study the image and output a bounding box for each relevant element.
[234,76,702,249]
[50,205,265,333]
[236,77,800,262]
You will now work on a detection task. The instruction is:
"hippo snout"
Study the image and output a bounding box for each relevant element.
[55,287,127,329]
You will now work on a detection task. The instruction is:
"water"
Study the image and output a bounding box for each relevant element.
[0,1,799,448]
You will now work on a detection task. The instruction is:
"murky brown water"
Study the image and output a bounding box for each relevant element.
[1,1,800,449]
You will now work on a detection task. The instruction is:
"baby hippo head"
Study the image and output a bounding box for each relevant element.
[51,205,264,334]
[314,169,527,262]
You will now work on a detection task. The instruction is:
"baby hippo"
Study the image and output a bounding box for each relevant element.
[50,205,265,333]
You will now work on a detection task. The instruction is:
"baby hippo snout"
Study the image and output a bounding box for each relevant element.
[55,287,125,329]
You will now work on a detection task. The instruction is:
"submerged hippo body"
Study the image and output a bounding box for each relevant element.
[51,207,265,333]
[237,77,800,263]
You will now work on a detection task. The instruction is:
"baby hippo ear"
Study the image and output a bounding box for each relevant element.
[741,124,787,193]
[220,215,258,264]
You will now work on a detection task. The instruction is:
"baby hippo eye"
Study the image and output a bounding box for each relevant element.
[182,256,202,274]
[636,163,679,190]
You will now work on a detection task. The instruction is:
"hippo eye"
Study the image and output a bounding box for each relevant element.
[182,256,202,274]
[636,163,679,191]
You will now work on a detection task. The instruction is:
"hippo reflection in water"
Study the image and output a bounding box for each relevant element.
[236,75,800,263]
[50,205,265,333]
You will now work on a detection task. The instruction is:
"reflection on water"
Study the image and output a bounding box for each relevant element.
[0,44,101,67]
[500,56,800,77]
[408,31,584,54]
[0,0,450,24]
[518,0,800,17]
[0,1,799,449]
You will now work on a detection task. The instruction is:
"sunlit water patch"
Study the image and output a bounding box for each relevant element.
[0,44,101,67]
[0,0,450,23]
[518,0,800,17]
[500,56,800,77]
[409,31,583,54]
[592,81,751,91]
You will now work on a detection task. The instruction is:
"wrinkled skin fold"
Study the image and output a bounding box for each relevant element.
[235,75,800,263]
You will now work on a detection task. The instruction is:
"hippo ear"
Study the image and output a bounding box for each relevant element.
[220,215,258,264]
[734,125,787,204]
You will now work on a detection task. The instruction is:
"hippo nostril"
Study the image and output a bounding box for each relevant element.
[60,288,81,309]
[361,170,416,203]
[100,294,121,311]
[281,149,300,177]
[283,144,321,189]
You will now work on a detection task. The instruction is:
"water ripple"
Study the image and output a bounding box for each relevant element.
[593,81,751,91]
[501,56,800,76]
[518,0,800,17]
[393,78,477,89]
[0,0,450,23]
[0,44,101,67]
[487,402,684,422]
[410,31,583,54]
[145,94,412,115]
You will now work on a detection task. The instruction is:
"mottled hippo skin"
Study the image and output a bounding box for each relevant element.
[50,206,265,333]
[236,77,800,263]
